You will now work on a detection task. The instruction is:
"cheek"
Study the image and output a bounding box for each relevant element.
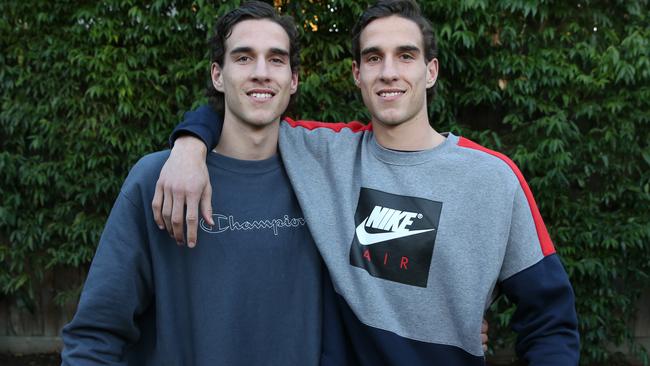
[358,74,373,93]
[221,76,236,92]
[359,84,373,98]
[357,65,373,81]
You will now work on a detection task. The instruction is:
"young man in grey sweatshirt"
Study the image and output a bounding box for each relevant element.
[154,0,576,364]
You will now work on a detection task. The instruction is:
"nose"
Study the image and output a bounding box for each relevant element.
[251,59,270,81]
[379,57,399,82]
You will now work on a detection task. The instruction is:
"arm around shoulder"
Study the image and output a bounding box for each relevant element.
[154,108,214,247]
[169,105,222,150]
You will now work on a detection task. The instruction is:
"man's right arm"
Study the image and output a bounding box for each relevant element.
[154,105,372,247]
[153,105,361,247]
[62,191,154,365]
[152,105,220,247]
[169,105,222,150]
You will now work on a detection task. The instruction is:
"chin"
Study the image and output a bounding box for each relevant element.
[374,112,408,127]
[244,115,280,128]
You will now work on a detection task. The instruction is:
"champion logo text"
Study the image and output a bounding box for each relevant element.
[200,214,306,235]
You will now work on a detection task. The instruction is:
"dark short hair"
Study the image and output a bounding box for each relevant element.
[351,0,438,101]
[206,1,300,116]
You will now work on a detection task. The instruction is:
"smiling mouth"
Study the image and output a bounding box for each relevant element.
[377,90,405,98]
[247,91,275,100]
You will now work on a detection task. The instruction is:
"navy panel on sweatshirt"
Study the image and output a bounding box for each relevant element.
[501,254,580,365]
[333,294,485,366]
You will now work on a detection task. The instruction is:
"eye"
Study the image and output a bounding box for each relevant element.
[235,55,252,63]
[400,53,415,61]
[270,57,286,65]
[366,55,381,63]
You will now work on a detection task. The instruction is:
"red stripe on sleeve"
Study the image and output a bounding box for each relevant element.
[284,117,372,133]
[457,137,556,256]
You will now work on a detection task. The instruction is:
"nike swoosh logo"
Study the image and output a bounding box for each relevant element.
[355,218,435,246]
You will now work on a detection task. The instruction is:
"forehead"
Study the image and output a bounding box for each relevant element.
[226,19,290,53]
[359,15,423,52]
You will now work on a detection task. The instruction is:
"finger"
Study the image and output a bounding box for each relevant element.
[185,193,200,248]
[152,181,165,229]
[200,182,214,226]
[481,318,489,351]
[171,191,186,245]
[162,186,174,238]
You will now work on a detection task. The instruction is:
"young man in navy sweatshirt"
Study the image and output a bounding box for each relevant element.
[155,0,580,365]
[61,2,346,365]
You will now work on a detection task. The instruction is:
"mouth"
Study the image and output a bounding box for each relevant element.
[376,89,405,100]
[247,89,276,101]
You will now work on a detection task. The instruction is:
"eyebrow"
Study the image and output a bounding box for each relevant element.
[360,46,381,57]
[229,46,253,55]
[268,47,290,57]
[360,44,422,57]
[229,46,290,57]
[396,45,421,54]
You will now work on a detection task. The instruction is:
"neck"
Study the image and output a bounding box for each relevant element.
[214,118,279,160]
[372,110,445,151]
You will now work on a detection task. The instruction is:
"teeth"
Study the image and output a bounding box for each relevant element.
[380,91,403,97]
[250,93,273,99]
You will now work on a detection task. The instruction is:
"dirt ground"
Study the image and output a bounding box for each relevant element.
[0,353,61,366]
[0,354,529,366]
[0,354,525,366]
[0,354,521,365]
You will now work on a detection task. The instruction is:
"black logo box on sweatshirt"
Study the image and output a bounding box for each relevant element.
[349,187,442,287]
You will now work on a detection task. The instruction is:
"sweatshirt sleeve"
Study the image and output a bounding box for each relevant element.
[499,184,580,365]
[61,191,154,365]
[169,105,222,149]
[167,104,371,151]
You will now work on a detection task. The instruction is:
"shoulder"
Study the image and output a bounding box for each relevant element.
[281,118,372,134]
[452,136,527,189]
[126,151,170,181]
[121,150,171,202]
[278,118,372,155]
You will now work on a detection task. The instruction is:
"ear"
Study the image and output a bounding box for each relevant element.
[352,60,361,88]
[425,57,439,89]
[290,71,299,95]
[211,62,224,92]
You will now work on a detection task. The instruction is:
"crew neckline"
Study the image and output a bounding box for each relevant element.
[369,132,458,166]
[207,151,282,174]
